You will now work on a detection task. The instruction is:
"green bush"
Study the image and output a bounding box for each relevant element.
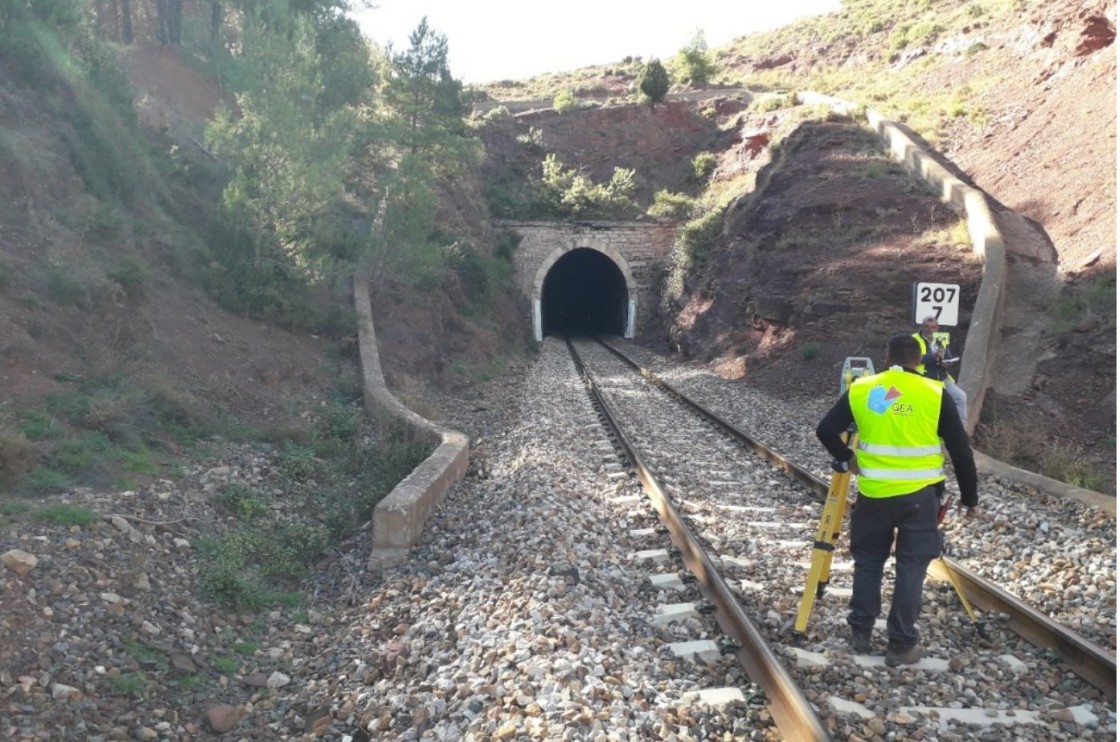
[647,190,694,221]
[692,152,718,181]
[663,207,725,303]
[538,154,640,219]
[216,482,269,522]
[452,246,491,303]
[196,543,275,613]
[83,203,126,243]
[637,58,669,103]
[669,32,716,86]
[676,209,724,266]
[751,95,790,113]
[495,231,521,261]
[278,445,320,481]
[0,428,37,485]
[0,15,67,89]
[553,89,578,112]
[1048,274,1116,333]
[40,265,97,309]
[318,402,363,443]
[890,21,945,50]
[106,256,151,300]
[114,446,159,475]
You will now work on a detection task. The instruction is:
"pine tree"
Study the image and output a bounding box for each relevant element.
[638,58,669,103]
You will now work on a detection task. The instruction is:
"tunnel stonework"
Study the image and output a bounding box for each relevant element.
[500,220,677,341]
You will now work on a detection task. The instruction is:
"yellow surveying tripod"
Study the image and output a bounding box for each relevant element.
[793,357,874,637]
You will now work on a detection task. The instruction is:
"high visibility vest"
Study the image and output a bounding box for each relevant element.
[848,368,945,498]
[913,333,931,375]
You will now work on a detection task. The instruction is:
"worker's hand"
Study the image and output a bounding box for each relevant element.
[830,458,860,476]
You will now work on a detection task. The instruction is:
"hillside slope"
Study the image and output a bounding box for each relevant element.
[726,0,1116,490]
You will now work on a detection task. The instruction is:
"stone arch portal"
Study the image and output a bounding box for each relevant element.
[532,245,636,341]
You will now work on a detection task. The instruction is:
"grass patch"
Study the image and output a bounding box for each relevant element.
[0,499,32,516]
[108,673,147,695]
[30,503,99,526]
[195,407,433,613]
[6,375,207,495]
[123,639,166,668]
[20,467,73,493]
[177,674,204,691]
[212,656,240,674]
[18,410,61,441]
[233,640,259,657]
[1038,445,1109,492]
[1048,274,1115,334]
[978,403,1110,492]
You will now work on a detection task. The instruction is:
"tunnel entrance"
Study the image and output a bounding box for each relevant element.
[541,248,629,337]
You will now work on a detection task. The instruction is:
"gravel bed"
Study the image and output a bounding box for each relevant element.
[0,337,1113,740]
[611,338,1117,651]
[573,338,1116,740]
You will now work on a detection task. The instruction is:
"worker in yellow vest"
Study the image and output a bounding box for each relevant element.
[816,333,979,666]
[914,315,968,425]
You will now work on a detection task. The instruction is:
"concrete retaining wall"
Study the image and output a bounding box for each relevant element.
[353,276,471,570]
[863,107,1005,436]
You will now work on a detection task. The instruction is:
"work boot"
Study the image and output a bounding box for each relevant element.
[884,643,922,666]
[850,628,872,654]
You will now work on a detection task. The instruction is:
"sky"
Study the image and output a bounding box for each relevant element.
[350,0,843,85]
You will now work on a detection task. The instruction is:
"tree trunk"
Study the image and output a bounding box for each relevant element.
[155,0,169,44]
[210,2,222,46]
[121,0,133,44]
[94,0,107,39]
[168,0,182,45]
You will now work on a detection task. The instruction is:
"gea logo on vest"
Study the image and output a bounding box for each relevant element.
[867,385,914,416]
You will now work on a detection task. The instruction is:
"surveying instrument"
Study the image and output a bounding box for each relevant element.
[791,357,980,639]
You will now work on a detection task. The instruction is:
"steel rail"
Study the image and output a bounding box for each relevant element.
[566,338,832,742]
[593,335,1117,699]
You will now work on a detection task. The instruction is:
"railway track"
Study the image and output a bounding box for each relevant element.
[566,335,1116,740]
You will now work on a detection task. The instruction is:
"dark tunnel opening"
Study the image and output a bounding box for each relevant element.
[541,248,628,337]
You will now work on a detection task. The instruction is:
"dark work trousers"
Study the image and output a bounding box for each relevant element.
[846,484,943,649]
